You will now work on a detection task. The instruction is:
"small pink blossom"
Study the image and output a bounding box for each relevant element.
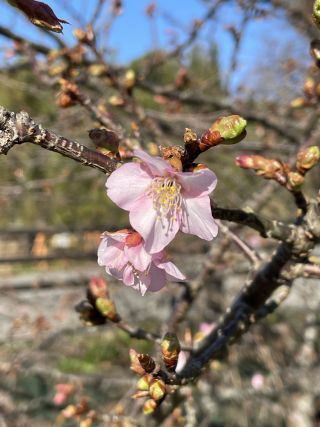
[251,373,265,390]
[106,149,218,253]
[97,229,185,295]
[53,384,75,406]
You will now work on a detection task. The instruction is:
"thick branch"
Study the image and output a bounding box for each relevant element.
[0,107,119,174]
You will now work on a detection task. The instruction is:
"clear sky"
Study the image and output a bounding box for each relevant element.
[0,0,310,95]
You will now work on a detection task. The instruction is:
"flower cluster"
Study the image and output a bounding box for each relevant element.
[98,149,218,295]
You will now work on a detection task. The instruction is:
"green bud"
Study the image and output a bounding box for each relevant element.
[210,115,247,144]
[161,332,181,373]
[287,172,305,191]
[143,399,158,415]
[149,379,166,401]
[296,146,320,173]
[95,297,119,322]
[314,0,320,27]
[136,374,153,391]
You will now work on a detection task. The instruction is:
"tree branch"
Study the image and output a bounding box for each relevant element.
[0,106,118,174]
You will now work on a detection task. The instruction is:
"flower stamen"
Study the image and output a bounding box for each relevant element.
[151,177,182,225]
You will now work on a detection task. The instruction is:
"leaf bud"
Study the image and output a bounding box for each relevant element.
[95,297,120,322]
[296,146,320,173]
[286,172,305,191]
[210,115,247,144]
[129,349,145,375]
[137,354,156,373]
[149,378,166,401]
[136,374,153,391]
[143,399,158,415]
[161,332,181,373]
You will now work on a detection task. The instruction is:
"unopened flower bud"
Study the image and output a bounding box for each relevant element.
[210,115,247,143]
[8,0,69,33]
[296,146,320,173]
[87,277,109,304]
[143,399,158,415]
[236,155,285,181]
[95,297,119,322]
[129,349,145,375]
[286,172,305,191]
[161,332,181,373]
[137,354,156,373]
[73,25,95,45]
[149,379,166,401]
[123,69,136,90]
[137,374,153,391]
[236,155,266,170]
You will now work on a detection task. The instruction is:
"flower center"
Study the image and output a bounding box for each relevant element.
[125,231,143,247]
[151,177,182,221]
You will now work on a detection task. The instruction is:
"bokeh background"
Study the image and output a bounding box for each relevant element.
[0,1,319,426]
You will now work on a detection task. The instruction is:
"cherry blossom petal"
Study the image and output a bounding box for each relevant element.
[102,230,128,243]
[125,243,151,271]
[106,162,151,210]
[147,264,167,292]
[122,264,135,287]
[180,196,218,240]
[132,271,150,296]
[97,238,127,270]
[107,267,124,281]
[134,149,173,176]
[155,259,186,281]
[177,168,217,198]
[129,197,180,253]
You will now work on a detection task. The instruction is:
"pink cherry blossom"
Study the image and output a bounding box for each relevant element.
[97,229,185,296]
[106,149,218,253]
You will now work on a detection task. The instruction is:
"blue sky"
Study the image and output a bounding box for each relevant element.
[0,0,310,95]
